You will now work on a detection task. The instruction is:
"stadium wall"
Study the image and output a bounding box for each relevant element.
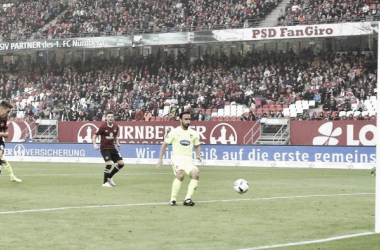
[4,143,375,170]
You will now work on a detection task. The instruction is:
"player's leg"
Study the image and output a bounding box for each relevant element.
[170,166,185,206]
[108,150,124,186]
[184,165,199,206]
[0,147,3,184]
[1,156,22,183]
[100,150,113,187]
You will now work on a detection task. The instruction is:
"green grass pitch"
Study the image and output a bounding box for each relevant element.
[0,162,379,250]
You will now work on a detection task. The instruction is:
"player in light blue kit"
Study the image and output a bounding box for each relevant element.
[156,111,202,206]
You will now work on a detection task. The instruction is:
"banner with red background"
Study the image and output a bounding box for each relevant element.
[4,121,36,142]
[290,121,376,146]
[58,121,260,144]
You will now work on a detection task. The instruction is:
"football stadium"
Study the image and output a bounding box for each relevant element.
[1,0,380,249]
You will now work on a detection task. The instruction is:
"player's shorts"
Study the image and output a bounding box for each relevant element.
[0,141,4,152]
[100,149,123,163]
[171,157,199,176]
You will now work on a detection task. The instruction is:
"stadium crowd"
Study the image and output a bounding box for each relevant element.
[2,0,380,40]
[277,0,380,26]
[2,42,377,122]
[42,0,278,39]
[0,0,67,41]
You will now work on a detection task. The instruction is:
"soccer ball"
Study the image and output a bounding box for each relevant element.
[234,179,249,194]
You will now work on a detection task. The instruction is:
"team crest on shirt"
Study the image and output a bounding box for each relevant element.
[190,134,193,138]
[105,130,108,132]
[114,130,117,133]
[0,122,4,127]
[105,133,114,140]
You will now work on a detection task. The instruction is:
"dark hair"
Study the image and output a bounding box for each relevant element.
[179,111,191,119]
[106,110,115,116]
[0,100,13,109]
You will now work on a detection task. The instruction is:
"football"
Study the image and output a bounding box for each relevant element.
[234,179,249,194]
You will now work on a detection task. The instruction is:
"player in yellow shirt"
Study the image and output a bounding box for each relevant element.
[156,111,202,206]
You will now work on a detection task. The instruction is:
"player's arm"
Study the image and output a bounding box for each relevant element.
[0,129,9,138]
[92,133,99,150]
[114,133,121,150]
[194,144,202,162]
[156,142,169,168]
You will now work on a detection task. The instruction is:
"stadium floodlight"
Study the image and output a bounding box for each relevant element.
[376,33,380,233]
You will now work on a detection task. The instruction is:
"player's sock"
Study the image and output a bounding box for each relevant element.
[104,165,112,184]
[2,160,14,177]
[109,164,124,178]
[0,164,2,175]
[185,179,198,200]
[170,178,182,201]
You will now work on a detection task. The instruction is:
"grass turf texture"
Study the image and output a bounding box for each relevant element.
[0,163,379,250]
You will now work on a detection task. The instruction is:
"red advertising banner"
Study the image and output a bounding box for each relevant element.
[290,121,376,146]
[58,121,260,144]
[5,121,36,142]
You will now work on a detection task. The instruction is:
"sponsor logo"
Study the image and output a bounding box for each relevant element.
[313,122,342,145]
[312,122,376,146]
[13,144,25,156]
[6,121,34,142]
[210,123,237,144]
[180,140,190,146]
[78,123,99,143]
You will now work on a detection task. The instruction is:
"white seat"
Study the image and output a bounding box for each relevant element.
[339,111,346,117]
[308,100,315,108]
[353,111,361,117]
[217,109,224,117]
[211,112,218,117]
[362,111,369,116]
[364,100,372,110]
[163,106,170,116]
[296,107,303,114]
[230,108,237,116]
[351,103,357,111]
[224,108,231,116]
[290,110,297,118]
[302,103,309,110]
[368,111,376,117]
[346,111,353,117]
[370,96,377,102]
[283,108,290,116]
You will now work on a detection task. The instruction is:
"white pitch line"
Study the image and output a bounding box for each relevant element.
[238,232,376,250]
[0,193,373,215]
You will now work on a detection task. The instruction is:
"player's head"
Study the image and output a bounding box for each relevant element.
[105,110,115,124]
[179,111,191,129]
[0,100,12,119]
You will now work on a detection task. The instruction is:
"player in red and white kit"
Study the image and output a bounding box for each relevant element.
[92,110,125,187]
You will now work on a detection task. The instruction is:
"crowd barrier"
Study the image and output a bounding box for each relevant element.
[4,143,375,170]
